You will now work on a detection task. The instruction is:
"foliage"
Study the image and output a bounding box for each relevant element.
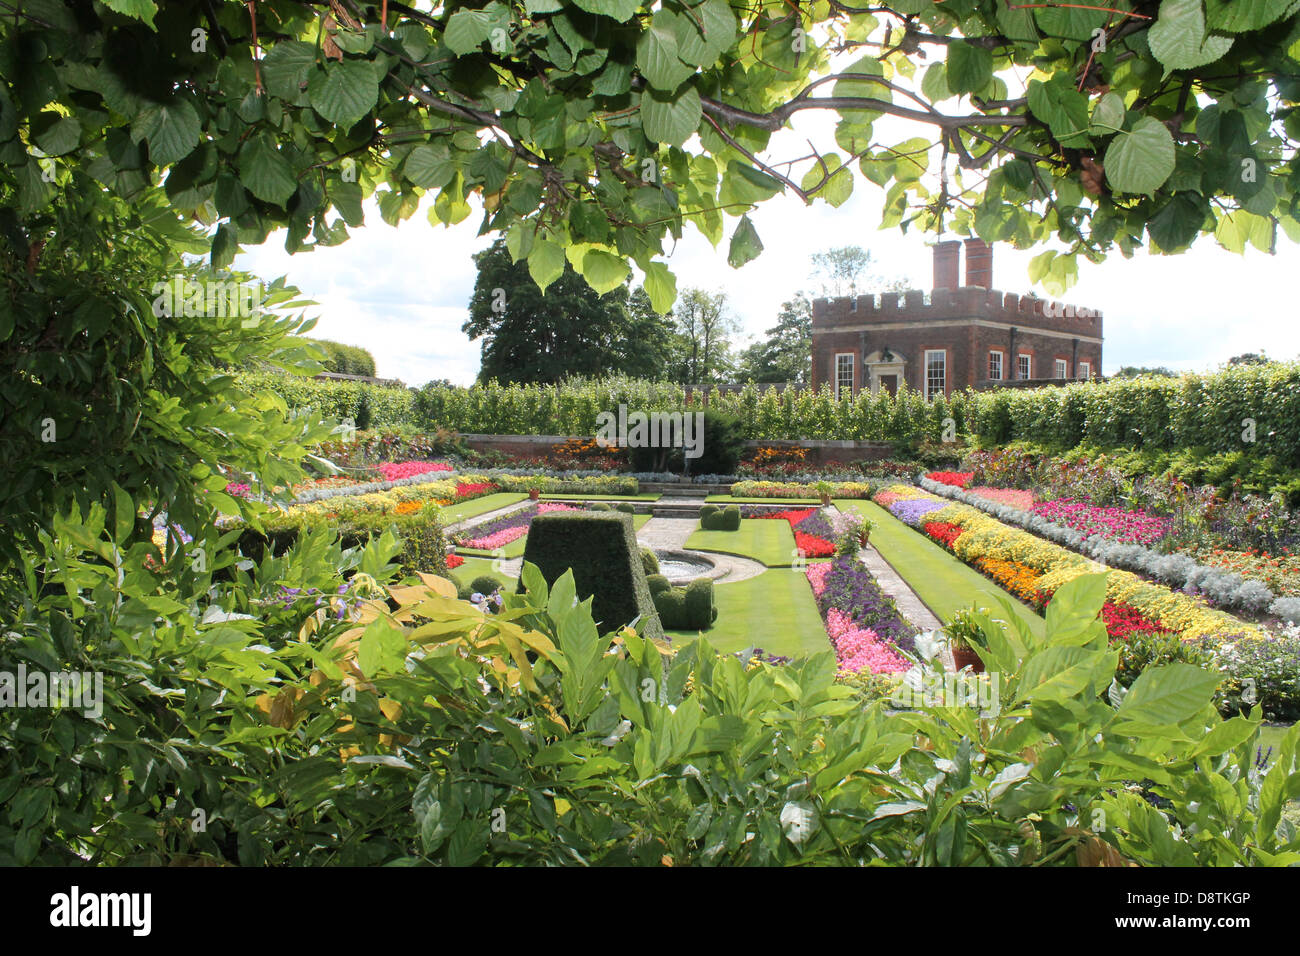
[736,293,813,385]
[238,505,448,578]
[463,240,674,384]
[640,547,660,577]
[669,288,738,384]
[519,511,663,640]
[290,337,378,377]
[237,371,418,430]
[701,504,741,531]
[654,577,717,630]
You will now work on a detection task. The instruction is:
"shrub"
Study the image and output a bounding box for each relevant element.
[700,504,741,531]
[652,588,687,628]
[640,548,660,576]
[470,574,504,595]
[684,579,717,627]
[616,502,636,514]
[238,507,447,577]
[646,574,671,595]
[1200,634,1300,722]
[699,504,718,522]
[589,502,612,511]
[1114,632,1218,691]
[518,512,663,639]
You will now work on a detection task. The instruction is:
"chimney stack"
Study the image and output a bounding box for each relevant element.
[932,240,960,290]
[964,238,992,288]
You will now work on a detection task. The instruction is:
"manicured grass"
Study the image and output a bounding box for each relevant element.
[1259,723,1294,755]
[664,568,830,658]
[541,493,661,501]
[437,492,527,524]
[835,499,1046,639]
[446,555,505,586]
[686,518,798,567]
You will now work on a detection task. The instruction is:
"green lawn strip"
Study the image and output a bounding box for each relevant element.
[665,568,830,658]
[540,493,661,501]
[1258,723,1294,755]
[446,556,507,588]
[437,492,527,524]
[686,518,797,567]
[834,499,1046,638]
[705,495,834,505]
[456,514,651,560]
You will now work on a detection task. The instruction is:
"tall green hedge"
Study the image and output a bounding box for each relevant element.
[963,364,1300,465]
[237,508,447,577]
[519,512,664,640]
[235,372,417,429]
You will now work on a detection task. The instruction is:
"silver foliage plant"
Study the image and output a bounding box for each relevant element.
[919,476,1300,623]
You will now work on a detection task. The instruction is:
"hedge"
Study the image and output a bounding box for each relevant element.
[237,507,448,577]
[518,511,664,640]
[235,371,417,429]
[963,364,1300,466]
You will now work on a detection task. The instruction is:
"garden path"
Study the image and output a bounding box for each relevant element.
[855,542,955,671]
[637,517,767,582]
[442,499,532,536]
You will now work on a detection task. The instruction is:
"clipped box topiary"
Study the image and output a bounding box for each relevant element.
[653,588,686,629]
[616,502,637,514]
[646,573,671,595]
[640,547,660,576]
[519,511,664,640]
[684,578,717,628]
[719,505,741,531]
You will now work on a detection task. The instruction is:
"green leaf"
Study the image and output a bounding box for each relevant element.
[403,142,454,189]
[727,214,762,267]
[1090,92,1126,134]
[946,43,992,96]
[921,63,950,104]
[1206,0,1298,32]
[637,15,695,91]
[801,153,853,207]
[133,100,200,166]
[1115,662,1223,726]
[674,0,737,67]
[261,42,316,101]
[528,237,567,292]
[238,134,297,206]
[642,260,677,313]
[112,482,134,545]
[1027,76,1092,148]
[570,0,640,20]
[35,117,80,157]
[103,0,157,28]
[1215,209,1273,253]
[640,84,701,146]
[1149,0,1235,70]
[578,248,629,294]
[308,60,379,129]
[444,9,494,55]
[1104,116,1175,195]
[431,171,471,225]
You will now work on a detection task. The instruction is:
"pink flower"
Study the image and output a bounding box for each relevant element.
[805,561,832,597]
[537,502,582,513]
[825,609,911,674]
[969,487,1035,510]
[459,526,528,550]
[376,461,453,481]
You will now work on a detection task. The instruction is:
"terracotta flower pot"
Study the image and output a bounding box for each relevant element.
[529,489,540,500]
[819,494,831,506]
[951,645,985,673]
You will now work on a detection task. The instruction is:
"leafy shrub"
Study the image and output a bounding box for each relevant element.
[518,512,663,639]
[699,504,718,522]
[290,336,378,377]
[684,579,717,627]
[652,588,687,628]
[1114,632,1218,690]
[1199,634,1300,722]
[646,574,671,595]
[617,502,636,514]
[238,507,448,578]
[470,574,504,595]
[589,502,611,511]
[234,371,416,429]
[700,505,740,531]
[640,548,660,576]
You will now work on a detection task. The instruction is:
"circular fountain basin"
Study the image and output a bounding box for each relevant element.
[654,549,726,585]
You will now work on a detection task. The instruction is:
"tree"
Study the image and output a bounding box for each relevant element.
[6,0,1299,316]
[464,240,672,383]
[1228,352,1271,365]
[737,293,813,384]
[809,247,908,298]
[1114,366,1177,378]
[289,337,378,376]
[669,288,738,384]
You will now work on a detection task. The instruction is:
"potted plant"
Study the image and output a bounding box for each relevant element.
[527,479,542,501]
[945,605,989,673]
[814,480,833,506]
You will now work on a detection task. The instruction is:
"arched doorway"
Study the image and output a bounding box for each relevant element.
[864,349,906,396]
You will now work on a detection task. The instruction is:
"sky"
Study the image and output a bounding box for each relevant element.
[235,54,1300,388]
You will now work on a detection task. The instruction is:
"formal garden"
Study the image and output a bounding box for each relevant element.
[5,0,1300,874]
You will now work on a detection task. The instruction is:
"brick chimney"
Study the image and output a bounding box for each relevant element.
[964,238,992,288]
[932,240,960,290]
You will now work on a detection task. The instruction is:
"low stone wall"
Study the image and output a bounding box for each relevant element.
[460,433,895,465]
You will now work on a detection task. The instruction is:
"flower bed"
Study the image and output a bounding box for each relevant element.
[925,471,973,489]
[747,506,837,556]
[968,486,1035,510]
[729,480,877,499]
[875,483,1263,643]
[1196,548,1300,598]
[922,520,964,549]
[375,460,454,481]
[805,560,912,674]
[1031,498,1172,547]
[454,501,582,551]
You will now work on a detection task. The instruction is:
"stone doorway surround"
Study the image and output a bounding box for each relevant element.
[863,349,906,396]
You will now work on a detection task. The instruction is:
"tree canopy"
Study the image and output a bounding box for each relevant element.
[6,0,1300,311]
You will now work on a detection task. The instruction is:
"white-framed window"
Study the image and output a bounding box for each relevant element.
[1055,358,1068,379]
[849,298,858,312]
[988,350,1003,381]
[924,349,946,400]
[1078,361,1091,380]
[835,353,854,399]
[1018,353,1031,380]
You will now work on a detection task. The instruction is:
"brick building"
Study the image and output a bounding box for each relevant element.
[810,239,1103,399]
